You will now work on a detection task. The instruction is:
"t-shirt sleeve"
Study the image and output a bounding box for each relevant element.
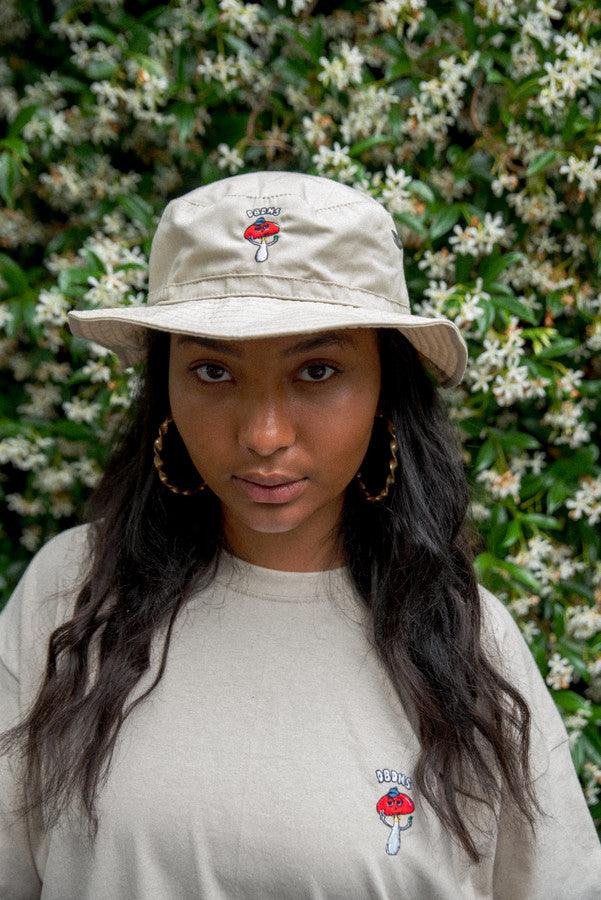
[477,584,601,899]
[0,523,92,899]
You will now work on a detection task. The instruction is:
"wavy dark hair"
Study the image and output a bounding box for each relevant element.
[1,326,546,864]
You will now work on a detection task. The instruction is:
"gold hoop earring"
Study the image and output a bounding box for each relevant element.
[153,416,206,496]
[355,414,398,503]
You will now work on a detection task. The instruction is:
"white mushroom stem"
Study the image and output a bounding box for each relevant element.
[248,234,278,262]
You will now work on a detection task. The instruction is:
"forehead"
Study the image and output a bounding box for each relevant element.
[170,329,369,358]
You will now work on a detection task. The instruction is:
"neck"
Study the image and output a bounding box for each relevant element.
[221,513,345,572]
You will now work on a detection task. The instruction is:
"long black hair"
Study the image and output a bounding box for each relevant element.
[0,326,545,863]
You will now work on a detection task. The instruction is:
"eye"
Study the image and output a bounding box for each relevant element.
[298,362,340,384]
[193,363,232,383]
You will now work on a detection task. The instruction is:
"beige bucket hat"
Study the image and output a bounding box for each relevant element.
[67,170,468,387]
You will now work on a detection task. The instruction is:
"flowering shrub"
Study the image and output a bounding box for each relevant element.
[0,0,600,829]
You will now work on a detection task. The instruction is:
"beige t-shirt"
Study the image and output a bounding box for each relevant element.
[1,523,600,899]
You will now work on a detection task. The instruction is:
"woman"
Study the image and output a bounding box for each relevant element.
[1,171,599,898]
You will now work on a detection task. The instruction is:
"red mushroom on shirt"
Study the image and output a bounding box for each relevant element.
[376,786,415,855]
[244,217,280,263]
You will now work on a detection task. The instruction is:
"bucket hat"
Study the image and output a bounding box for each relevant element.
[67,170,468,387]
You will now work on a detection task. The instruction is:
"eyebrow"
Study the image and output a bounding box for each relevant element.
[174,330,357,358]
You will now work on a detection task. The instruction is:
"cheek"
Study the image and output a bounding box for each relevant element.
[310,395,376,474]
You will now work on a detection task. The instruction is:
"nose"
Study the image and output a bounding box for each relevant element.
[237,396,296,457]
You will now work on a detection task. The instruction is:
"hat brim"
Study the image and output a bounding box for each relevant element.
[67,296,468,387]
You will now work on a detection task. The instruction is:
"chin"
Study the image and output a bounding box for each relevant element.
[242,513,306,535]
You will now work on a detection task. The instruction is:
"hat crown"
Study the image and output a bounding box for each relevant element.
[66,169,468,387]
[147,171,410,313]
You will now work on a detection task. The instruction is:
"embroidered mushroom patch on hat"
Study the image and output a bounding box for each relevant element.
[244,206,282,262]
[375,767,414,856]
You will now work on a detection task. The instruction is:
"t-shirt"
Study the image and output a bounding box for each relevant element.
[1,523,600,899]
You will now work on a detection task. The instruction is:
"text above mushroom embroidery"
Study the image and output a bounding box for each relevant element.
[375,768,414,856]
[244,206,281,263]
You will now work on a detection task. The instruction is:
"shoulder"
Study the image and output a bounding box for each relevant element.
[476,580,570,759]
[476,580,540,680]
[477,581,522,648]
[476,580,546,670]
[0,523,95,681]
[27,521,93,578]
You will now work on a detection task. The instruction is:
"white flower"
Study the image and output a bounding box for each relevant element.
[33,288,69,326]
[565,606,601,640]
[84,266,130,308]
[476,467,522,502]
[546,652,574,690]
[519,620,541,645]
[20,525,43,552]
[0,437,50,470]
[62,397,102,424]
[448,212,510,257]
[33,465,75,494]
[559,154,601,195]
[80,360,112,383]
[0,304,13,331]
[17,383,62,418]
[6,494,45,516]
[318,41,365,91]
[509,594,540,617]
[216,142,244,174]
[582,762,601,806]
[565,475,601,527]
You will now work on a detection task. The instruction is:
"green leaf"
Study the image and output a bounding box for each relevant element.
[493,558,543,592]
[546,481,572,514]
[490,429,541,451]
[547,446,599,479]
[536,338,579,359]
[348,135,393,157]
[579,733,601,768]
[58,267,96,296]
[429,206,461,240]
[474,438,497,471]
[84,61,118,81]
[169,101,197,144]
[551,689,593,714]
[455,253,473,282]
[578,378,601,398]
[521,513,563,531]
[0,253,29,294]
[394,212,427,238]
[0,137,32,163]
[501,517,522,549]
[292,19,325,64]
[526,150,559,176]
[480,251,525,283]
[116,194,155,230]
[509,73,543,103]
[488,293,539,325]
[86,24,119,43]
[408,180,435,204]
[0,153,21,207]
[7,104,39,139]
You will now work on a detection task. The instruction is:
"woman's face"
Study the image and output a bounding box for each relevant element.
[168,328,382,570]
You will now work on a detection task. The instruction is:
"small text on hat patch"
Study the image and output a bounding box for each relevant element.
[244,206,281,263]
[375,767,414,856]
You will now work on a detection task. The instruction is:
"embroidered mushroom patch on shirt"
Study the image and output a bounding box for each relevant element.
[244,206,281,262]
[375,768,414,855]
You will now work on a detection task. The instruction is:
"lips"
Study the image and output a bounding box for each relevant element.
[236,473,304,486]
[233,476,308,504]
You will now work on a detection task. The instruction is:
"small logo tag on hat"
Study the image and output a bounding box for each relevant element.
[244,207,281,263]
[375,767,414,856]
[391,228,403,252]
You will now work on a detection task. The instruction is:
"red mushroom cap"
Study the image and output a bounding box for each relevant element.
[244,217,279,240]
[376,787,415,816]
